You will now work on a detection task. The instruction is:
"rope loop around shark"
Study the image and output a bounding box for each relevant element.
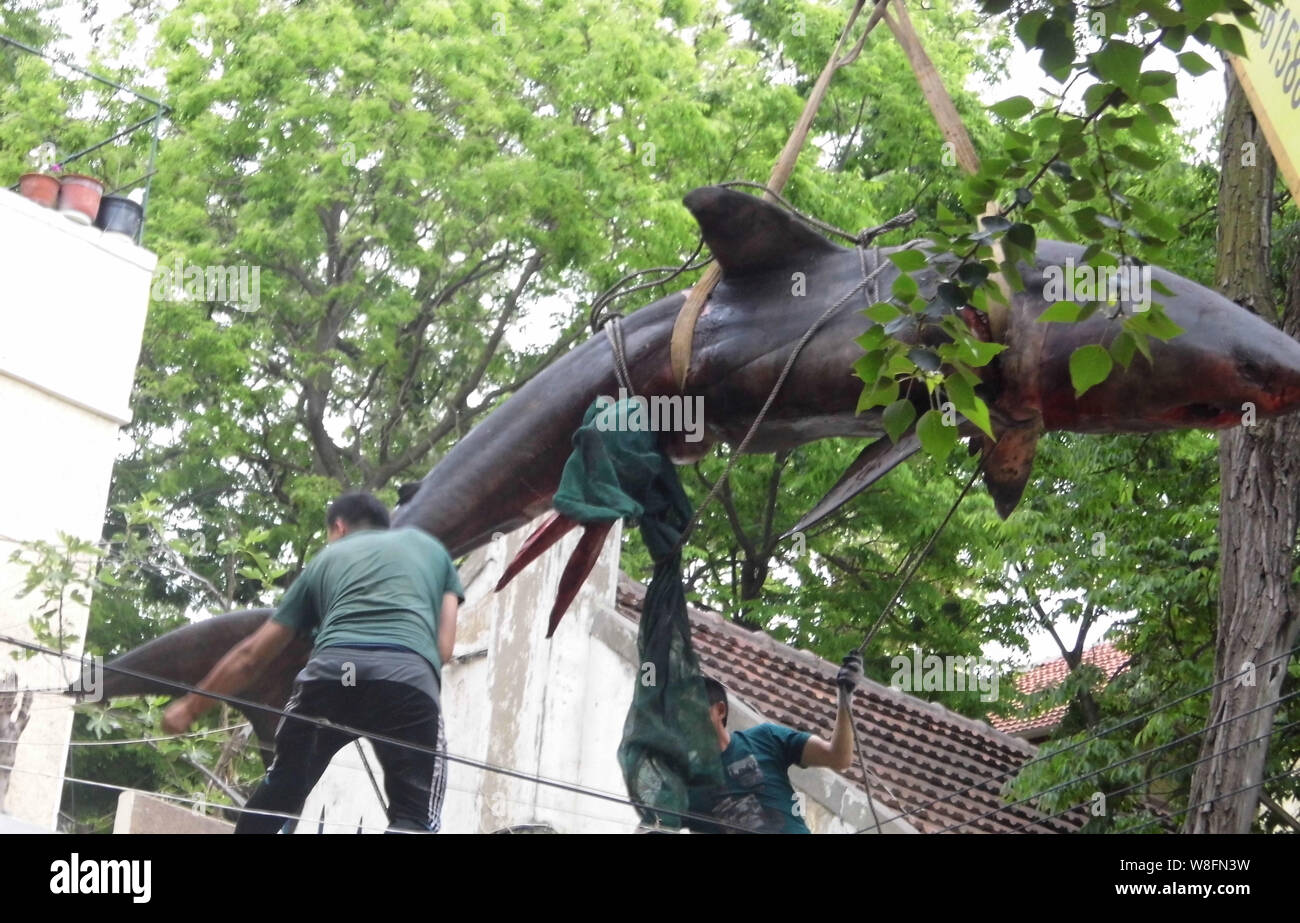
[100,185,1300,754]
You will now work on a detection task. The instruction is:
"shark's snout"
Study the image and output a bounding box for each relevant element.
[1023,251,1300,436]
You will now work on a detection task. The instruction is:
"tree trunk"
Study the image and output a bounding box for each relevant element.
[1184,65,1299,833]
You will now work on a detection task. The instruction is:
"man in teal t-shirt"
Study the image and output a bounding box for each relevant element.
[700,657,861,833]
[163,492,464,834]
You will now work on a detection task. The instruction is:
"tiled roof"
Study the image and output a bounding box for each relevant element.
[990,642,1130,737]
[615,576,1085,834]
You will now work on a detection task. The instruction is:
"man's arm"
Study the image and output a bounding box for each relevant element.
[161,620,296,734]
[800,697,854,771]
[437,591,459,665]
[800,653,864,772]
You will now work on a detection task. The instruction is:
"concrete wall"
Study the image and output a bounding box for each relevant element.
[114,791,234,834]
[0,188,155,828]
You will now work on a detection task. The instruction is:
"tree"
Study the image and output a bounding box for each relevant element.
[1185,63,1300,834]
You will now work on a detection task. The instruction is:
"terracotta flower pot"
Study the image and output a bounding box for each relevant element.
[18,173,61,208]
[56,173,104,225]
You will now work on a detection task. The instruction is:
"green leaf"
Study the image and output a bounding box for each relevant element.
[944,369,975,411]
[908,348,942,372]
[1036,17,1076,80]
[882,399,917,444]
[857,378,900,413]
[1038,300,1083,323]
[891,273,919,301]
[853,350,886,384]
[957,261,990,286]
[1177,51,1213,76]
[1047,159,1074,180]
[889,249,928,272]
[1113,144,1161,170]
[1069,345,1114,397]
[1211,23,1247,58]
[1135,308,1183,340]
[964,395,995,439]
[865,302,902,324]
[1006,222,1036,251]
[856,327,887,350]
[1109,330,1138,369]
[991,95,1034,119]
[1015,10,1046,48]
[960,338,1007,366]
[1092,41,1145,93]
[916,408,958,459]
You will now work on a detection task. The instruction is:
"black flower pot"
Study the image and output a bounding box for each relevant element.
[93,195,143,243]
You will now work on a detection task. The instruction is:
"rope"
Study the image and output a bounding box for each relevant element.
[588,239,708,332]
[0,633,757,833]
[675,239,922,550]
[354,740,388,813]
[0,723,250,747]
[1,760,644,834]
[604,316,635,394]
[852,640,1300,833]
[841,685,883,833]
[840,453,984,833]
[853,460,985,657]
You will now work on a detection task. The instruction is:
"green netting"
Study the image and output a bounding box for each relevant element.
[552,399,726,830]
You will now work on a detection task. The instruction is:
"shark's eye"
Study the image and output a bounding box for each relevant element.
[1236,356,1267,388]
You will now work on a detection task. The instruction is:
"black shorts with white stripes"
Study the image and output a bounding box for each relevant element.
[236,647,447,834]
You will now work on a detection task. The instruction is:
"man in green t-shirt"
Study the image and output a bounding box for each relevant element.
[162,492,464,834]
[700,654,861,834]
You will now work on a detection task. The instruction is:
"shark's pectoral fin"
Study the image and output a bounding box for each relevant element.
[781,432,923,538]
[682,185,841,278]
[978,423,1043,518]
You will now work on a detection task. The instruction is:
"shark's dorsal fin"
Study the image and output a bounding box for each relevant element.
[683,186,841,278]
[781,432,922,538]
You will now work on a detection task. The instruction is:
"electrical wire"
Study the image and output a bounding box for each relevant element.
[854,640,1300,833]
[0,633,756,833]
[942,689,1300,833]
[997,716,1300,834]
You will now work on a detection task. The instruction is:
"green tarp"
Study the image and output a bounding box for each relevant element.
[552,399,726,830]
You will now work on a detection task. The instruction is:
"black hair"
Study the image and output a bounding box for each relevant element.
[703,676,728,727]
[327,492,391,531]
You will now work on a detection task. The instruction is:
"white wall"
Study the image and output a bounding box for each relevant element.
[0,188,155,828]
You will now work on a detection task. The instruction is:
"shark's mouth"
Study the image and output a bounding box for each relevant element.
[1167,402,1241,428]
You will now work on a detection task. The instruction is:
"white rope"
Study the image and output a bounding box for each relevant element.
[0,760,642,834]
[0,723,251,747]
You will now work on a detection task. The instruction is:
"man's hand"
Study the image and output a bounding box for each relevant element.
[804,653,864,771]
[837,652,863,695]
[162,697,197,735]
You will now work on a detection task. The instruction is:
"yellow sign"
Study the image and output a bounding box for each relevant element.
[1230,1,1300,201]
